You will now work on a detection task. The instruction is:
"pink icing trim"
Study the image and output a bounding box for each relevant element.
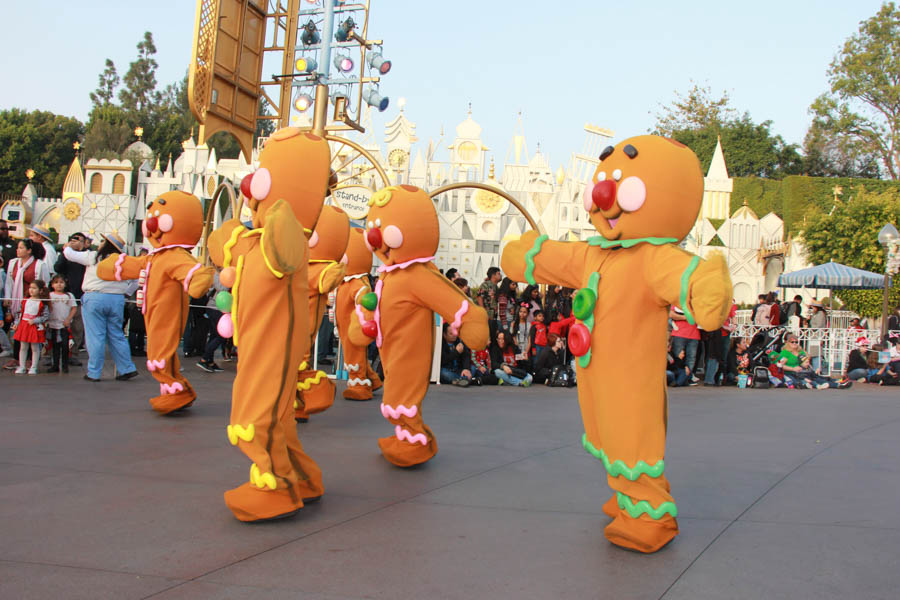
[374,279,384,348]
[394,425,428,446]
[149,243,196,255]
[183,263,202,293]
[160,381,184,395]
[449,300,469,336]
[381,402,418,420]
[147,358,166,372]
[355,302,367,327]
[376,256,436,273]
[114,253,126,281]
[141,260,152,315]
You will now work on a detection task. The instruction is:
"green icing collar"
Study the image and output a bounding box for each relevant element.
[587,235,677,249]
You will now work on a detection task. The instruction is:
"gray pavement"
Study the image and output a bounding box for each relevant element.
[2,359,900,599]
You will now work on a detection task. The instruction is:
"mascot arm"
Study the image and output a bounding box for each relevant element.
[261,199,307,276]
[347,303,376,347]
[500,230,587,289]
[315,262,348,294]
[646,245,733,331]
[415,269,490,350]
[96,254,147,282]
[207,219,249,269]
[167,253,216,298]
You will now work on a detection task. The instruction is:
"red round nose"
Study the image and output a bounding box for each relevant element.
[367,227,383,249]
[240,173,254,200]
[145,216,159,233]
[592,180,617,211]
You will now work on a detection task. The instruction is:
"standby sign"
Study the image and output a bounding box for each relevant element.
[331,186,372,219]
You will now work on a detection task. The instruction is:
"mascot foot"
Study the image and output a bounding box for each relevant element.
[602,494,618,518]
[369,368,383,392]
[298,370,335,415]
[604,513,679,553]
[224,482,307,522]
[378,427,438,467]
[150,391,196,415]
[342,384,373,401]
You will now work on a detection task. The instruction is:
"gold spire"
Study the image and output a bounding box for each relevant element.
[489,157,495,179]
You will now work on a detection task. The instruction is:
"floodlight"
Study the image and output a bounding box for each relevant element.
[334,17,356,42]
[333,54,354,73]
[293,93,313,112]
[295,57,318,73]
[300,21,320,45]
[362,88,389,112]
[366,52,391,75]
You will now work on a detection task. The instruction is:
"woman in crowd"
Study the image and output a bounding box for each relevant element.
[63,233,139,382]
[496,277,518,331]
[865,348,899,385]
[509,302,532,364]
[844,336,870,381]
[520,284,543,321]
[769,334,850,389]
[723,336,752,385]
[806,300,828,372]
[533,333,566,384]
[490,329,532,386]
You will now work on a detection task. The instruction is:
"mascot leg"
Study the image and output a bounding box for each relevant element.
[580,368,678,553]
[376,351,436,467]
[146,340,195,415]
[342,344,373,401]
[367,360,383,392]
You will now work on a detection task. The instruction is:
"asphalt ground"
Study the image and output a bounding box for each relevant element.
[2,357,899,599]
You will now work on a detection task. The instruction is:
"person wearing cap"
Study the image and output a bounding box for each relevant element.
[62,232,138,382]
[29,225,57,276]
[844,337,870,382]
[807,300,828,373]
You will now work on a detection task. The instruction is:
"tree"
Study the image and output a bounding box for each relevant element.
[654,83,802,178]
[0,109,84,196]
[83,104,134,158]
[653,82,737,136]
[801,118,881,178]
[119,32,160,117]
[809,3,900,179]
[801,189,900,316]
[89,59,120,108]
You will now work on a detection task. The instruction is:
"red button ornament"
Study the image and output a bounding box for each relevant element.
[362,320,378,338]
[568,322,591,357]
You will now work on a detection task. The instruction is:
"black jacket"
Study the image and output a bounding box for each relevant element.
[534,345,565,373]
[55,252,87,299]
[441,339,471,372]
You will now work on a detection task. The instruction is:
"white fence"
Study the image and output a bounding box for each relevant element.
[730,310,889,375]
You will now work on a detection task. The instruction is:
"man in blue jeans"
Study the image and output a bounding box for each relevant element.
[669,305,700,385]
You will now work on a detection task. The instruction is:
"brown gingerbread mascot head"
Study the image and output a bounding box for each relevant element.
[363,185,438,267]
[309,205,350,262]
[142,190,204,248]
[341,227,373,277]
[583,135,703,242]
[241,127,331,230]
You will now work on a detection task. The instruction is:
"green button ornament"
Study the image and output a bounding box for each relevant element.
[360,292,378,311]
[215,290,233,313]
[572,287,596,320]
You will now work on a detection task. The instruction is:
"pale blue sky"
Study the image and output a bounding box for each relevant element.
[0,1,886,172]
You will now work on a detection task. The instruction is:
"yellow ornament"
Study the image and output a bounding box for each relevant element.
[63,202,81,221]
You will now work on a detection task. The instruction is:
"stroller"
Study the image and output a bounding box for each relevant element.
[747,327,787,388]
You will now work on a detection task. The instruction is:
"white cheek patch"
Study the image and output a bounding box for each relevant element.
[617,176,647,212]
[597,171,606,181]
[375,218,382,227]
[308,230,320,248]
[250,167,272,200]
[383,225,404,248]
[582,181,594,212]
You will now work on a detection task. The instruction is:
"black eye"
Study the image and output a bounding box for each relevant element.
[157,198,167,205]
[146,202,153,210]
[599,146,614,161]
[623,144,638,159]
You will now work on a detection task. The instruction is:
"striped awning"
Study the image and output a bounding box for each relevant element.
[778,261,885,290]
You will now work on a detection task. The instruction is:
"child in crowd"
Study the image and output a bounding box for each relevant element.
[529,309,548,362]
[0,256,13,357]
[490,330,532,386]
[14,280,50,374]
[47,274,77,373]
[866,348,899,385]
[510,302,532,365]
[469,345,499,385]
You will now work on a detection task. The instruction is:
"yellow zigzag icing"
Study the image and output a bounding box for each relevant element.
[250,463,277,490]
[227,423,255,446]
[297,371,328,391]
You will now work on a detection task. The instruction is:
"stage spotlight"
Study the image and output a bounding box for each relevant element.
[333,54,354,73]
[334,17,356,42]
[295,56,318,73]
[293,93,313,112]
[366,52,391,75]
[300,21,320,45]
[362,88,389,112]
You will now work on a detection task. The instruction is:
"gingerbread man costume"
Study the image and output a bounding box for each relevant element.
[295,204,349,421]
[348,185,489,467]
[501,135,732,553]
[97,191,214,414]
[206,128,330,522]
[335,227,382,401]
